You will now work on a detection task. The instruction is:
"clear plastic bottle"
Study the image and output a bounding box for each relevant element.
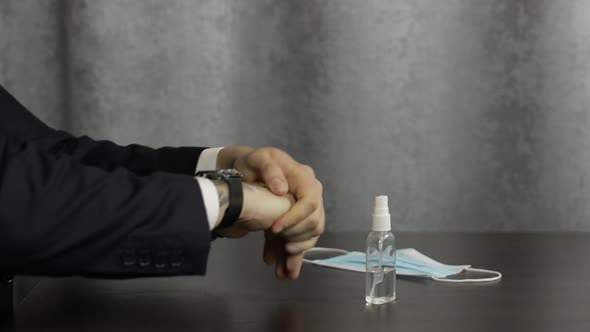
[365,196,396,304]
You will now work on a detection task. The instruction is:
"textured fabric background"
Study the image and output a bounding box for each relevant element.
[2,0,590,231]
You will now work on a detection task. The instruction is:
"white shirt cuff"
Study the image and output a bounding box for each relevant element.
[195,177,219,231]
[195,147,224,230]
[196,147,224,173]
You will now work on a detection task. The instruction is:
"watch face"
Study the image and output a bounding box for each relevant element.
[196,169,242,180]
[219,169,242,178]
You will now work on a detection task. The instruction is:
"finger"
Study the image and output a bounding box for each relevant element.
[285,237,319,255]
[274,240,287,280]
[272,196,318,234]
[271,177,322,234]
[285,254,304,280]
[235,149,290,195]
[283,164,319,201]
[233,156,259,183]
[280,210,323,240]
[263,231,276,265]
[263,242,274,265]
[217,146,254,169]
[260,163,288,195]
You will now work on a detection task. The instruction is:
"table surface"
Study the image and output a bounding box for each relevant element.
[3,232,590,332]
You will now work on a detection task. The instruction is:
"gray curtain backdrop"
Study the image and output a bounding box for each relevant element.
[2,0,590,232]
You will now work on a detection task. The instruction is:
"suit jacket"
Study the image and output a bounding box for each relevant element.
[0,84,212,277]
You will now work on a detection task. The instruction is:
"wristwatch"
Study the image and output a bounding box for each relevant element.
[196,169,243,231]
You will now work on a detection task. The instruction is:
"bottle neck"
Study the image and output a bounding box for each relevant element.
[371,213,390,231]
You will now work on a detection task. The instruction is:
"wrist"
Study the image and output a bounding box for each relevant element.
[237,182,295,231]
[239,182,255,221]
[211,180,230,228]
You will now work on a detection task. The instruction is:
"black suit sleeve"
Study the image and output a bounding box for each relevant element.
[0,133,211,277]
[0,84,207,176]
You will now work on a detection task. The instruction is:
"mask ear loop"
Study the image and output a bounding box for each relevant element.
[432,267,502,283]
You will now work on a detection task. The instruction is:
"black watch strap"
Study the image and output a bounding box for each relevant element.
[217,175,243,229]
[196,169,243,231]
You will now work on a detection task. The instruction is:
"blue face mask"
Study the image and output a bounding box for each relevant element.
[303,247,501,283]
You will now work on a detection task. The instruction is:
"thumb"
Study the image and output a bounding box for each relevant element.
[260,162,289,195]
[234,154,288,195]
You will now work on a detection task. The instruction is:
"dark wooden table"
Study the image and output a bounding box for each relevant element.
[2,232,590,331]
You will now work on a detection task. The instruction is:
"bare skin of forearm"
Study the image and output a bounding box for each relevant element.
[212,181,293,239]
[212,180,229,228]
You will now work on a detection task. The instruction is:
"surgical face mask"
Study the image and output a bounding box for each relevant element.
[303,247,502,283]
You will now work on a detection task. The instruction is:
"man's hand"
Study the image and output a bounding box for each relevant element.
[212,181,295,238]
[217,146,325,280]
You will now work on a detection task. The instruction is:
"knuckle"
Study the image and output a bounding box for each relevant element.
[303,238,318,249]
[301,238,315,250]
[315,179,323,193]
[316,222,325,235]
[300,242,314,251]
[305,220,317,232]
[312,227,323,237]
[307,200,319,211]
[261,162,277,174]
[260,147,284,160]
[309,222,324,237]
[265,147,282,155]
[300,164,316,177]
[246,150,259,164]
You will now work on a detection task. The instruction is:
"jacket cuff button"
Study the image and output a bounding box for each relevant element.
[138,250,152,267]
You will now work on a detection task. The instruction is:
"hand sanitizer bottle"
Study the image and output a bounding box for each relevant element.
[365,195,396,304]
